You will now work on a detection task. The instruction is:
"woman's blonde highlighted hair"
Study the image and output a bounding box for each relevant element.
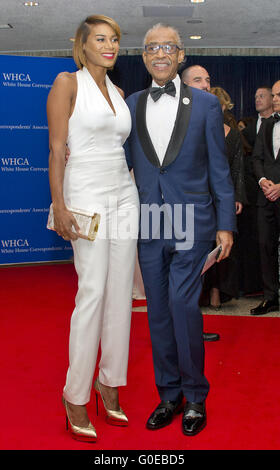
[73,15,121,69]
[210,86,234,111]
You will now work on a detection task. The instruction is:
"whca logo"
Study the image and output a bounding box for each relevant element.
[2,72,31,82]
[1,157,30,166]
[1,239,29,248]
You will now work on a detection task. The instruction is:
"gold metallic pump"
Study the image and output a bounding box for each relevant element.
[94,377,128,426]
[62,397,97,442]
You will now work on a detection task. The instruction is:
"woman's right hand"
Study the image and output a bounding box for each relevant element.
[53,205,80,241]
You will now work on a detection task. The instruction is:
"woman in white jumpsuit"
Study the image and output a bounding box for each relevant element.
[47,15,139,442]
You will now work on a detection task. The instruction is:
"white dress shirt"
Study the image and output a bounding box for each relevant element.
[256,114,263,134]
[146,74,181,165]
[259,114,280,185]
[273,120,280,159]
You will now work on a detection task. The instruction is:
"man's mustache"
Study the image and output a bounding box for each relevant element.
[151,59,171,66]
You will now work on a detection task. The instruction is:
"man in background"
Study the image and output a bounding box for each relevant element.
[251,80,280,315]
[182,65,219,342]
[242,86,273,149]
[181,65,210,92]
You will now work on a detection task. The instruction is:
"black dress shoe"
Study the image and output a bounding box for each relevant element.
[250,298,279,315]
[182,402,206,436]
[203,332,220,342]
[146,398,183,430]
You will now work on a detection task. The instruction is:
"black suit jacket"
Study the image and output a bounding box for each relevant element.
[253,116,280,206]
[242,117,258,149]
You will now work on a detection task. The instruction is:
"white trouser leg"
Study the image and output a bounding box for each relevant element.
[98,236,137,386]
[63,234,137,404]
[98,181,139,386]
[63,236,109,405]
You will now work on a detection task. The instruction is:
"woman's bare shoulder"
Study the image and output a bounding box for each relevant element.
[50,71,77,98]
[54,71,76,84]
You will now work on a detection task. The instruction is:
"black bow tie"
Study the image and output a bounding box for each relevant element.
[274,113,280,122]
[150,80,176,102]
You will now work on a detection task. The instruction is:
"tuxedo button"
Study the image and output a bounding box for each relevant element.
[160,168,166,174]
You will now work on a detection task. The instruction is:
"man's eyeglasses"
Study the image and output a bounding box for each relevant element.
[144,44,181,55]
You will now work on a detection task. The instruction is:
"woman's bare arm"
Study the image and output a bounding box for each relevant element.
[47,72,80,240]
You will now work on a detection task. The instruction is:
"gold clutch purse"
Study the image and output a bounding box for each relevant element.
[47,203,100,242]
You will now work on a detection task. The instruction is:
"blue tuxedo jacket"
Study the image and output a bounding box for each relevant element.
[125,83,236,243]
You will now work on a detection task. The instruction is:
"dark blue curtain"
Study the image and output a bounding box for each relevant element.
[108,55,151,98]
[181,56,243,118]
[109,54,280,119]
[241,57,280,116]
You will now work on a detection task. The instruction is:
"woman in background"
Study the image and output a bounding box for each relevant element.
[202,87,247,308]
[47,15,139,442]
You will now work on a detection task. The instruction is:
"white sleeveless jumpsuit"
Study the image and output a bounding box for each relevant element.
[62,67,139,405]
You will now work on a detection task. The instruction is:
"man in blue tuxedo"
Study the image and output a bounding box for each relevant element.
[125,24,236,436]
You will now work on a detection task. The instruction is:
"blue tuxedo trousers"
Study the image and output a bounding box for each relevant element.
[138,224,212,404]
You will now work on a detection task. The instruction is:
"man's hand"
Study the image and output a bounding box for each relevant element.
[263,182,280,202]
[216,230,233,262]
[235,201,243,215]
[260,178,273,193]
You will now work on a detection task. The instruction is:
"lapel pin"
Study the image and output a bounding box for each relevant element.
[183,97,190,105]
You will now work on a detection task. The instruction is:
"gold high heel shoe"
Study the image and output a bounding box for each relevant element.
[94,378,128,426]
[62,397,97,442]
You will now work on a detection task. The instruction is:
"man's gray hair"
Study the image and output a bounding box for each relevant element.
[143,23,184,49]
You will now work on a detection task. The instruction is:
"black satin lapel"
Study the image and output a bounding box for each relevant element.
[136,89,161,168]
[162,83,192,167]
[265,119,275,158]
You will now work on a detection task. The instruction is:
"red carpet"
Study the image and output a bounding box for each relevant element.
[1,264,280,450]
